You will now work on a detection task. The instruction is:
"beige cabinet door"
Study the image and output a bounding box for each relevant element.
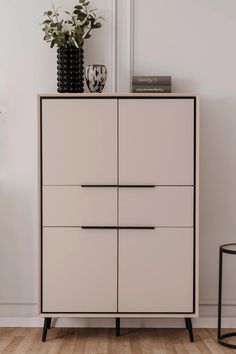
[42,98,117,185]
[119,99,194,185]
[43,186,117,226]
[42,228,117,313]
[119,186,193,227]
[118,228,193,313]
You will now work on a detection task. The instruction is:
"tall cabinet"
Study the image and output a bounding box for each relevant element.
[39,94,199,341]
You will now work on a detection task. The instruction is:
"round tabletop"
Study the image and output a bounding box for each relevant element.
[220,243,236,254]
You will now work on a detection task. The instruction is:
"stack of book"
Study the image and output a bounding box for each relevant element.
[132,76,171,93]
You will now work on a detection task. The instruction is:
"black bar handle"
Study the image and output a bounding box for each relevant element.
[81,226,155,230]
[81,185,155,188]
[119,226,155,229]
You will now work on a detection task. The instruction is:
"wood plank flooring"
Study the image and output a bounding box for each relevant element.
[0,328,235,354]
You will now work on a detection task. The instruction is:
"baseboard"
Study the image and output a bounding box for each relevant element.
[0,316,235,328]
[0,303,235,328]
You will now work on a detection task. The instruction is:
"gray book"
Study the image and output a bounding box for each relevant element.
[132,76,171,86]
[133,84,171,90]
[132,85,171,93]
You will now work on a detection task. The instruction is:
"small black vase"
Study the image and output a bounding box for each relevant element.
[57,46,84,93]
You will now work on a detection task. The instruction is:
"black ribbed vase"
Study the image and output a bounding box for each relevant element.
[57,46,84,93]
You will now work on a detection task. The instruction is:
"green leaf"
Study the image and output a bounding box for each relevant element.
[74,5,83,9]
[64,11,71,14]
[89,17,96,25]
[83,20,90,27]
[84,33,91,39]
[93,22,102,28]
[50,39,56,48]
[79,0,86,3]
[43,19,51,24]
[74,10,87,20]
[47,11,53,16]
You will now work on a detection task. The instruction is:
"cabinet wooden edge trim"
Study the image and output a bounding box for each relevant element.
[38,93,199,99]
[38,95,199,317]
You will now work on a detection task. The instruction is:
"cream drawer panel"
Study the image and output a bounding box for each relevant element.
[42,227,117,313]
[43,186,117,226]
[119,228,193,313]
[42,98,117,185]
[119,187,193,227]
[119,99,194,185]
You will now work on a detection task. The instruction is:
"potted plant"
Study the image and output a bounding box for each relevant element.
[41,0,103,93]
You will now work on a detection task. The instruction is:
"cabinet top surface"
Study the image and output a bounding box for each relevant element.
[39,93,198,98]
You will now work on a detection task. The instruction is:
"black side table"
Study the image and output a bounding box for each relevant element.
[218,243,236,349]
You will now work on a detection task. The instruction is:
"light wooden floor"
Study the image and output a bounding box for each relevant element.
[0,328,235,354]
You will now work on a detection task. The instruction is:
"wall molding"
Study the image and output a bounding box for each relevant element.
[0,299,37,305]
[110,0,117,92]
[115,0,134,92]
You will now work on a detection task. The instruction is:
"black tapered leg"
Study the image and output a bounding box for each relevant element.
[185,318,194,342]
[116,318,120,336]
[48,318,52,329]
[42,317,52,342]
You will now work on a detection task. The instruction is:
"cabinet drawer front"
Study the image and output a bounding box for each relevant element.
[119,99,194,185]
[43,186,117,226]
[42,228,117,313]
[42,98,117,185]
[119,187,193,227]
[119,228,194,313]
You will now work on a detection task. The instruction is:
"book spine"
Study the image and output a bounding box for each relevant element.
[132,84,171,89]
[132,76,171,86]
[132,86,171,93]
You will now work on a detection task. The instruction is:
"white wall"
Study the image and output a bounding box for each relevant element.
[133,0,236,319]
[1,0,236,326]
[0,0,115,318]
